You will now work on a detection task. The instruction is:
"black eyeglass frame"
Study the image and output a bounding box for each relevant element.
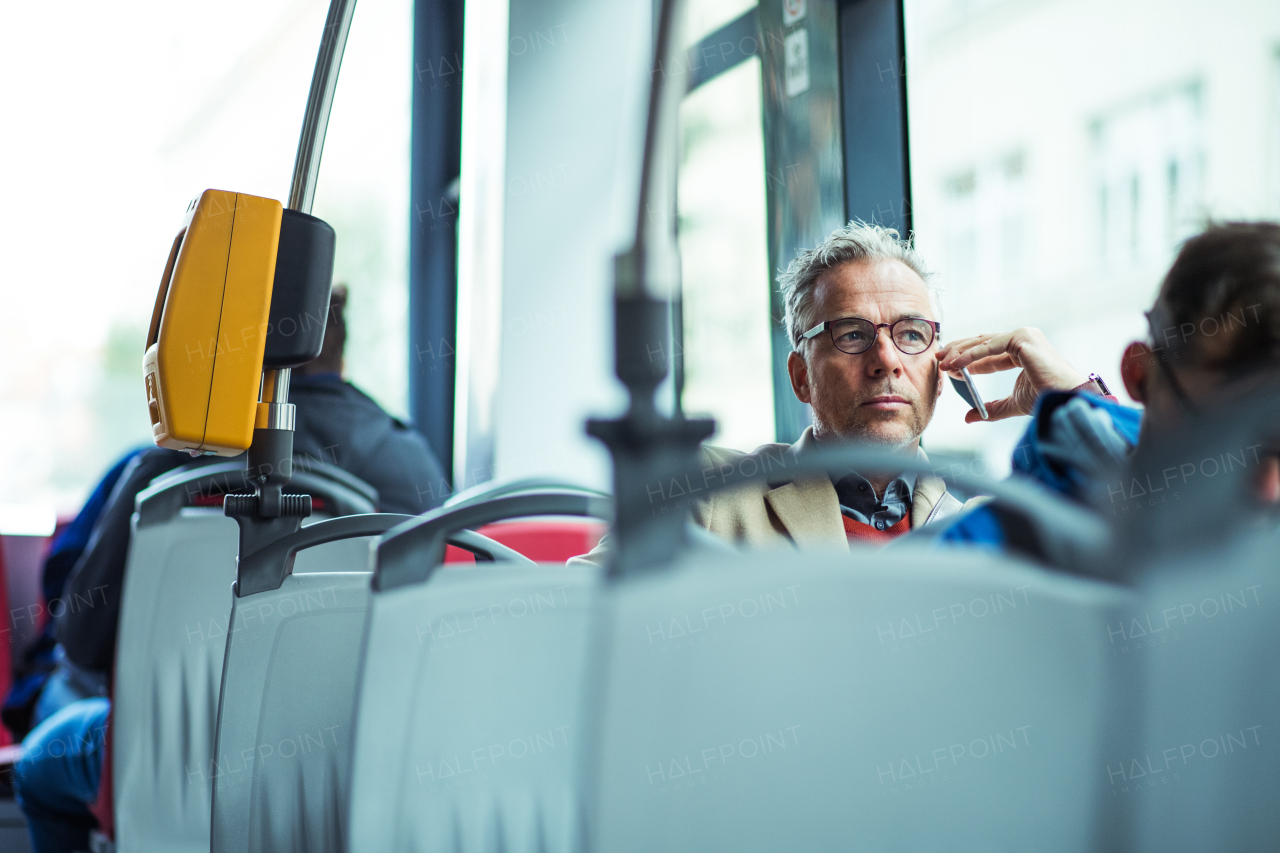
[800,317,942,356]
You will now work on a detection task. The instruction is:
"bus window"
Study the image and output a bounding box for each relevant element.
[907,0,1280,475]
[0,1,327,517]
[685,0,757,45]
[310,0,414,421]
[678,10,776,451]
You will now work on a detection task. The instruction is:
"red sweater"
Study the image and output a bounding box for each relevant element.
[841,514,910,542]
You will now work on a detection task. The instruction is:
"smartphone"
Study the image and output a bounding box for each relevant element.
[949,367,989,420]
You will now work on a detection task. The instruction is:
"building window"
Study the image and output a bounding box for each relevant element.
[939,151,1029,300]
[1092,83,1202,271]
[677,56,775,450]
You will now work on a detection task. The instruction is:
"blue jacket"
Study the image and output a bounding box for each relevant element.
[936,391,1143,548]
[2,448,140,737]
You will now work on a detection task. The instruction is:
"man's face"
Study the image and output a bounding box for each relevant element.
[786,259,944,448]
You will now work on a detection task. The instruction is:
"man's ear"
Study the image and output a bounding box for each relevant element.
[787,350,812,404]
[1120,341,1151,403]
[1256,455,1280,505]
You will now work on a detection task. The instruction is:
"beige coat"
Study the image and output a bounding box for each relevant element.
[575,427,966,564]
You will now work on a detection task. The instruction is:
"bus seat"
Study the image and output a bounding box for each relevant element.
[0,538,12,746]
[442,519,607,564]
[345,490,611,853]
[587,544,1138,853]
[1,532,51,674]
[440,480,609,563]
[348,564,601,852]
[1084,388,1280,850]
[1125,527,1280,850]
[210,570,371,853]
[292,533,376,573]
[210,515,530,853]
[441,477,608,510]
[88,701,113,841]
[112,461,375,853]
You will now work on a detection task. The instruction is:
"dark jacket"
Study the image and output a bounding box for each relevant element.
[55,378,446,674]
[56,448,194,674]
[290,375,449,514]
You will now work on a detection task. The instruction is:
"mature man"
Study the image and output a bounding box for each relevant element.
[935,221,1280,549]
[578,221,972,564]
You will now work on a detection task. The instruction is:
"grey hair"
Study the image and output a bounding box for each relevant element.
[778,220,942,351]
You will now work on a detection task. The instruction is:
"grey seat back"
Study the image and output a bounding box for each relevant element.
[1123,529,1280,851]
[114,498,236,853]
[346,563,602,852]
[345,491,612,853]
[1088,388,1280,851]
[113,461,375,853]
[209,511,534,853]
[210,569,373,853]
[587,544,1138,853]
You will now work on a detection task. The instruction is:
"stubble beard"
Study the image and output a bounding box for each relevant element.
[810,384,935,450]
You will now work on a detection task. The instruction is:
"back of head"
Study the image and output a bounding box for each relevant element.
[1155,222,1280,376]
[297,283,347,377]
[1148,224,1280,507]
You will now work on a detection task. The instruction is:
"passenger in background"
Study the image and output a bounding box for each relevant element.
[576,222,974,565]
[1,451,137,742]
[291,284,449,514]
[935,221,1280,550]
[13,284,447,853]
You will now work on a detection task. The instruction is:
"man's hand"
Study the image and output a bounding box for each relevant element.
[936,328,1087,422]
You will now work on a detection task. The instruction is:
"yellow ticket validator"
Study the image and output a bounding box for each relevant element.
[143,189,284,455]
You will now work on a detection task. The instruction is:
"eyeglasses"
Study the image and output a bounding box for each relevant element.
[800,317,941,355]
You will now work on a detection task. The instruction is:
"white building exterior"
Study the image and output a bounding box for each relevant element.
[909,0,1280,470]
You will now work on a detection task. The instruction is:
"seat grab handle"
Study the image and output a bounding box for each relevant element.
[236,513,539,597]
[237,513,414,597]
[375,492,612,591]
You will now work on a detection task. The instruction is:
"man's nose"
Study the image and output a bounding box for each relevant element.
[863,327,904,376]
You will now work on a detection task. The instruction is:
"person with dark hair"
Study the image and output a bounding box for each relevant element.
[13,284,449,853]
[935,221,1280,550]
[290,284,450,513]
[2,450,139,742]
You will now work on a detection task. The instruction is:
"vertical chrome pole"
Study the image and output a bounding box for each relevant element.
[262,0,358,408]
[228,0,358,582]
[289,0,358,216]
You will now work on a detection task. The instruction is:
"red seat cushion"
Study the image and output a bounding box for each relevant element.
[0,540,10,747]
[89,701,113,838]
[443,520,606,564]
